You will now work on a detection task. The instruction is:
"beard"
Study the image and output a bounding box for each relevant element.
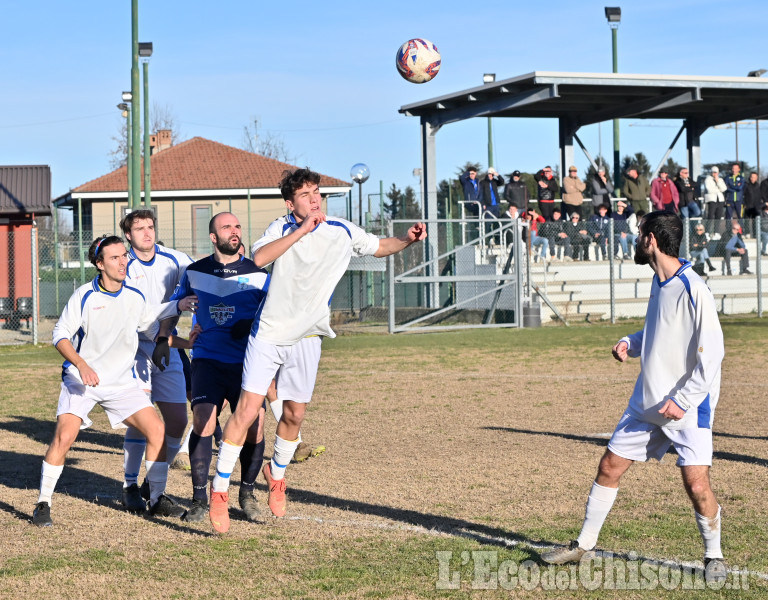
[215,235,239,256]
[634,239,650,265]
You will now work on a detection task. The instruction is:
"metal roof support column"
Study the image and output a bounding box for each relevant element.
[420,117,440,308]
[685,118,705,181]
[559,118,577,185]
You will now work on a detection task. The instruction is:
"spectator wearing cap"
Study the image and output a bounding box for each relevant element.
[724,222,752,275]
[704,166,727,236]
[480,167,505,219]
[622,166,651,214]
[504,170,529,211]
[611,200,635,260]
[674,167,702,219]
[459,167,483,216]
[588,204,611,260]
[690,222,716,273]
[724,164,745,222]
[534,166,559,221]
[591,166,614,215]
[562,165,587,220]
[650,168,679,212]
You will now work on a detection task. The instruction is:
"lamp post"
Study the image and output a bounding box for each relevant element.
[605,7,621,192]
[120,93,132,206]
[350,163,370,226]
[748,69,767,176]
[139,42,153,208]
[483,73,496,169]
[130,0,141,209]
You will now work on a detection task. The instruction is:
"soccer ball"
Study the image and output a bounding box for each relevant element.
[396,38,441,84]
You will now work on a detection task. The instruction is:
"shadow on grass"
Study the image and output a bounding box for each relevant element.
[0,415,126,451]
[483,426,768,467]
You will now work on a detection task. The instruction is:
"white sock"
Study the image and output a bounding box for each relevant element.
[164,434,183,466]
[577,482,619,550]
[38,461,64,505]
[179,427,193,455]
[123,427,146,487]
[270,435,300,480]
[145,460,168,506]
[269,399,283,422]
[211,441,243,493]
[696,506,723,559]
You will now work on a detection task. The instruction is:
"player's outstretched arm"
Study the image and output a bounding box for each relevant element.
[253,212,326,267]
[374,223,427,258]
[55,339,99,386]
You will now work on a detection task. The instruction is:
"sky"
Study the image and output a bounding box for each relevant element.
[3,0,768,219]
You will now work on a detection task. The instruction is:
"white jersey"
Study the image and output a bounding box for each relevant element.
[620,260,724,431]
[52,278,180,390]
[126,244,192,342]
[251,214,380,344]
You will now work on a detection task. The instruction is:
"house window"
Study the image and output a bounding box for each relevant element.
[192,205,212,255]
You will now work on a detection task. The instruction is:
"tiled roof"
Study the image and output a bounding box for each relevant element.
[72,137,350,193]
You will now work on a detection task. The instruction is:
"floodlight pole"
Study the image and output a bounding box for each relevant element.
[130,0,141,209]
[483,73,496,169]
[611,22,620,193]
[140,42,153,208]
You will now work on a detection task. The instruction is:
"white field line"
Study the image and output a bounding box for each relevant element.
[286,514,768,581]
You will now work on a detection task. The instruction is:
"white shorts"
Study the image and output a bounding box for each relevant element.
[57,375,153,430]
[607,411,713,467]
[133,340,187,404]
[241,336,322,403]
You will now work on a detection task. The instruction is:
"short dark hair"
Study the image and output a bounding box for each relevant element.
[88,235,124,267]
[120,209,155,235]
[279,168,321,201]
[639,210,682,257]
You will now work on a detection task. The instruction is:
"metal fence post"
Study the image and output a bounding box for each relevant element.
[757,214,763,318]
[387,220,395,333]
[609,218,615,324]
[683,217,691,259]
[31,227,39,345]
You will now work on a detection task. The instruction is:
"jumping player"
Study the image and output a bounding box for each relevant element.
[208,167,426,533]
[119,209,192,514]
[33,236,183,526]
[541,211,727,584]
[170,213,270,523]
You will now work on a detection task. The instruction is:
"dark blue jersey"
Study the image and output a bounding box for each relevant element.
[171,255,269,363]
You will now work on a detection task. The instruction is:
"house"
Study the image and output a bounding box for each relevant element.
[54,135,352,258]
[0,165,51,326]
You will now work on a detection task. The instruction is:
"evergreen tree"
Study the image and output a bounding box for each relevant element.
[621,152,652,179]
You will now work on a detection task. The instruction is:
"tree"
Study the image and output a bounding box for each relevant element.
[621,152,652,179]
[241,118,295,163]
[583,154,612,184]
[108,102,184,170]
[383,184,421,220]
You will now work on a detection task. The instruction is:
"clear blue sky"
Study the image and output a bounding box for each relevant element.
[2,0,768,218]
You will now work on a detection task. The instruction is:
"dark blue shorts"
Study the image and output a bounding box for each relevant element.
[190,358,243,412]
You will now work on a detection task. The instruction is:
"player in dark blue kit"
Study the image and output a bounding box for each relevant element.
[170,212,270,522]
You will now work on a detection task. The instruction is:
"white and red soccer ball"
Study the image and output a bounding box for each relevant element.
[396,38,441,84]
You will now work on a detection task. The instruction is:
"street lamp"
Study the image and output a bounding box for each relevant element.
[139,42,153,208]
[483,73,496,169]
[748,69,767,176]
[605,7,621,192]
[350,163,370,226]
[119,95,132,204]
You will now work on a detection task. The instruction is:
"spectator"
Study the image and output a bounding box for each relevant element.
[562,165,587,219]
[480,167,505,219]
[724,163,745,222]
[459,167,483,216]
[564,211,592,261]
[674,167,702,219]
[650,168,679,212]
[724,222,752,275]
[622,166,651,214]
[588,204,611,260]
[760,203,768,256]
[690,222,716,273]
[534,166,559,220]
[591,167,614,215]
[539,207,572,261]
[743,172,761,235]
[703,166,727,236]
[503,203,523,249]
[522,208,550,262]
[504,170,529,212]
[761,175,768,206]
[612,200,635,259]
[627,209,644,249]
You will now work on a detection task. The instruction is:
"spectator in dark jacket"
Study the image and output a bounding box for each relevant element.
[539,207,572,261]
[761,176,768,206]
[743,172,761,235]
[564,212,592,261]
[724,222,752,275]
[459,168,483,216]
[622,167,651,214]
[591,167,614,215]
[690,222,716,272]
[588,204,611,259]
[724,164,745,221]
[504,170,529,211]
[479,168,505,218]
[611,200,634,259]
[674,168,701,219]
[534,166,559,221]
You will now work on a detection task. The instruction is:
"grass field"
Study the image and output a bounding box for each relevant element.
[1,318,767,599]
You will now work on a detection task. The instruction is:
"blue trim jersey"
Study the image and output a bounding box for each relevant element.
[171,255,269,363]
[126,244,193,342]
[52,278,180,389]
[251,214,381,345]
[620,259,724,430]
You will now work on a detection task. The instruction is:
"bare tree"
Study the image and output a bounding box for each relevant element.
[241,118,295,164]
[108,102,184,170]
